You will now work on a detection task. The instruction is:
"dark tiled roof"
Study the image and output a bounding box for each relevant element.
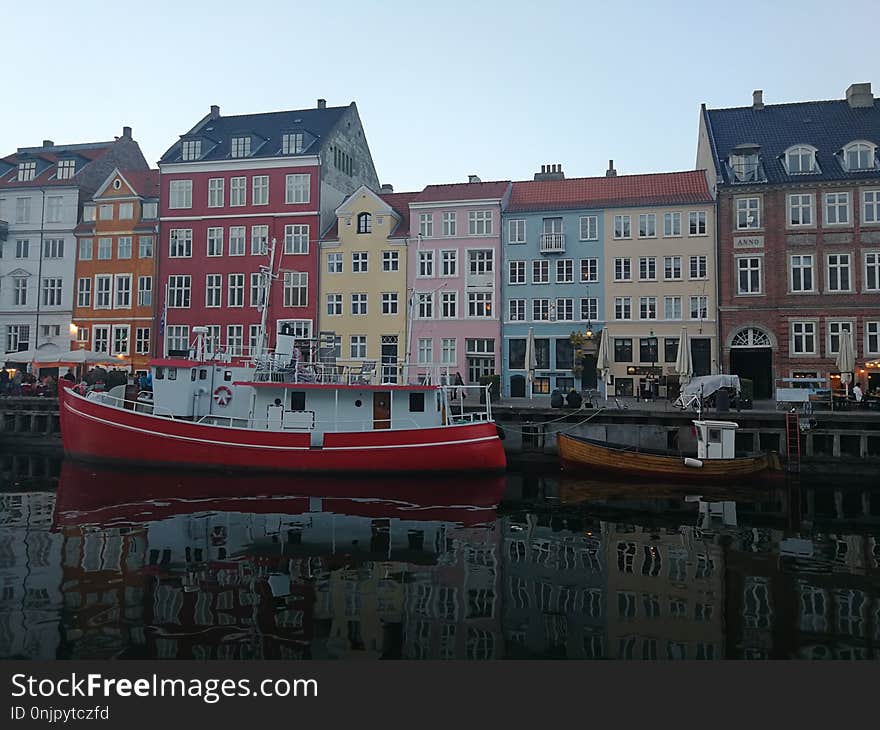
[415,180,511,203]
[507,171,712,213]
[159,105,350,163]
[122,169,160,198]
[704,98,880,185]
[321,190,420,240]
[0,143,113,189]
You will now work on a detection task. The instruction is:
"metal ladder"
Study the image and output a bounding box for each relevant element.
[785,411,801,473]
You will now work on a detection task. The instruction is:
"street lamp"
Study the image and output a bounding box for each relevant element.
[648,328,658,401]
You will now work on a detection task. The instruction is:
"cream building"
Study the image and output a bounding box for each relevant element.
[319,186,416,381]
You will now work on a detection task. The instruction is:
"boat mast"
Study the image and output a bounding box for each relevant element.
[254,237,277,360]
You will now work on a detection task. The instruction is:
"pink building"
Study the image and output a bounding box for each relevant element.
[407,179,511,384]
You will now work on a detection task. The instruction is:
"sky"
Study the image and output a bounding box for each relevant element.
[2,0,876,192]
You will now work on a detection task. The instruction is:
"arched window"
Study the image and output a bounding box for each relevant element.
[784,145,817,174]
[729,145,762,182]
[843,141,876,171]
[357,212,372,234]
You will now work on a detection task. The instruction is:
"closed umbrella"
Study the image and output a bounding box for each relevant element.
[675,327,693,386]
[836,329,855,397]
[524,327,537,399]
[595,328,611,401]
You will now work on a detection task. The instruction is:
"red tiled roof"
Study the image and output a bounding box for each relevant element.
[321,190,420,240]
[0,145,113,189]
[507,170,712,212]
[122,169,160,198]
[415,180,510,203]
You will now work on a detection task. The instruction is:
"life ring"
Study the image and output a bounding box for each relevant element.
[213,385,233,407]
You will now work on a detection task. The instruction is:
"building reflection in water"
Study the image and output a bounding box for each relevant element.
[0,456,878,660]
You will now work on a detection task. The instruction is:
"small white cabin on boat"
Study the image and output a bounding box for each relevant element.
[693,420,739,460]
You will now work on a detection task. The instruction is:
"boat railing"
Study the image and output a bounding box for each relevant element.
[86,390,178,419]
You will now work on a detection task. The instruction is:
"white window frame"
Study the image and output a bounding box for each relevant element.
[579,215,598,241]
[230,176,247,206]
[418,250,434,278]
[468,210,492,236]
[205,274,223,308]
[638,213,656,238]
[352,251,369,273]
[207,227,224,257]
[351,293,368,316]
[532,259,549,284]
[787,193,814,227]
[440,291,457,319]
[664,212,682,237]
[327,252,343,273]
[467,291,492,318]
[509,299,526,321]
[169,180,192,209]
[614,296,632,321]
[382,292,400,316]
[843,141,875,172]
[736,255,763,295]
[580,258,598,283]
[826,253,852,292]
[252,175,269,205]
[614,257,632,282]
[638,256,657,281]
[824,192,850,226]
[826,320,855,357]
[168,274,191,308]
[864,251,880,292]
[556,258,574,284]
[791,320,818,356]
[208,178,225,208]
[227,273,244,307]
[784,145,818,174]
[282,272,307,307]
[442,211,457,237]
[326,293,343,316]
[790,254,815,293]
[113,273,132,309]
[736,197,761,230]
[440,249,457,277]
[285,174,310,204]
[284,224,309,254]
[77,277,91,307]
[689,210,708,235]
[508,260,526,285]
[862,190,880,224]
[228,226,246,256]
[508,219,526,244]
[95,274,112,309]
[664,295,682,320]
[865,321,880,356]
[419,212,433,238]
[613,215,631,239]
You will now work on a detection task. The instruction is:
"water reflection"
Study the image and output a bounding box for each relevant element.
[0,457,878,660]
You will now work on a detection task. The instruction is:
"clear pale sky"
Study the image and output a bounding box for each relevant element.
[3,0,875,192]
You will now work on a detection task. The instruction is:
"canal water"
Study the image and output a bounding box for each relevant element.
[1,453,878,660]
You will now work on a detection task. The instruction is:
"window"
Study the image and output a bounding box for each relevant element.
[56,159,75,179]
[418,250,434,277]
[285,174,310,203]
[205,274,222,307]
[249,175,268,206]
[788,193,813,226]
[356,212,372,234]
[5,324,30,352]
[440,291,457,318]
[349,335,367,359]
[142,202,157,219]
[13,277,28,306]
[352,251,368,273]
[93,326,110,354]
[112,325,130,355]
[231,136,251,158]
[207,227,224,257]
[327,252,342,273]
[865,252,880,291]
[416,292,433,319]
[664,212,681,237]
[40,278,62,306]
[730,151,760,182]
[326,293,342,316]
[169,180,192,209]
[98,203,113,220]
[509,299,526,321]
[95,275,112,308]
[614,338,633,362]
[383,250,400,272]
[250,225,268,256]
[580,297,598,321]
[17,161,36,181]
[283,272,307,307]
[15,197,31,223]
[226,325,243,357]
[468,249,494,275]
[46,196,63,222]
[866,321,880,355]
[168,275,191,308]
[614,257,631,281]
[419,212,433,237]
[614,297,632,320]
[737,257,762,294]
[792,321,817,355]
[690,255,707,279]
[639,338,659,364]
[532,259,549,284]
[442,211,457,237]
[282,132,304,154]
[230,176,246,206]
[555,298,574,321]
[227,273,244,307]
[844,142,875,171]
[827,321,854,356]
[639,296,657,320]
[351,293,368,315]
[638,213,656,238]
[382,292,399,315]
[791,254,814,292]
[181,139,201,161]
[208,178,225,208]
[223,226,243,256]
[664,296,682,320]
[508,219,525,243]
[579,215,598,241]
[580,258,598,283]
[736,197,761,229]
[137,276,152,306]
[119,202,134,220]
[785,145,817,174]
[467,292,492,318]
[663,255,682,280]
[441,249,457,276]
[136,327,150,355]
[613,215,631,239]
[245,273,262,308]
[43,238,64,258]
[117,236,132,259]
[417,338,433,365]
[169,229,192,258]
[114,274,131,308]
[690,295,708,320]
[284,224,309,254]
[139,236,154,258]
[532,299,550,321]
[824,192,850,225]
[441,338,457,365]
[78,238,93,260]
[77,277,91,307]
[15,239,30,258]
[827,253,851,291]
[639,257,656,281]
[863,190,880,224]
[468,210,492,235]
[97,237,112,260]
[556,258,574,283]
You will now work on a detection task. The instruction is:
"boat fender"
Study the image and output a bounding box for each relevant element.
[684,457,703,469]
[213,385,233,407]
[496,424,506,441]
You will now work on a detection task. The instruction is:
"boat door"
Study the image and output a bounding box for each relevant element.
[267,398,283,430]
[373,391,391,429]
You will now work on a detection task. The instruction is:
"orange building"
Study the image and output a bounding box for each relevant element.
[73,169,159,374]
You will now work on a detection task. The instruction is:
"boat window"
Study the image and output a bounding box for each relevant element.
[354,399,363,408]
[168,368,177,381]
[224,370,232,382]
[695,428,703,442]
[199,369,207,380]
[155,367,164,380]
[291,391,306,411]
[709,428,722,442]
[409,392,425,412]
[191,368,197,381]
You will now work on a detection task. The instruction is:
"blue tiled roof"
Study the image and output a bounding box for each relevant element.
[159,105,350,164]
[704,99,880,185]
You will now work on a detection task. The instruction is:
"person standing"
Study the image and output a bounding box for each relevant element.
[853,382,863,403]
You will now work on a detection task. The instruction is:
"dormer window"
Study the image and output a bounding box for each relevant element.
[57,159,76,180]
[843,141,876,171]
[784,145,817,174]
[357,212,372,234]
[17,161,36,182]
[83,204,96,222]
[729,145,763,183]
[282,133,304,154]
[181,140,201,161]
[231,136,251,158]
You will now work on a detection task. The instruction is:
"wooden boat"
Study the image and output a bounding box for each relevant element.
[558,419,782,482]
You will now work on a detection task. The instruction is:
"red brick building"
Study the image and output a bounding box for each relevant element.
[698,83,880,398]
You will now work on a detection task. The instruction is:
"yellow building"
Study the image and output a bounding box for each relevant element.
[319,186,416,381]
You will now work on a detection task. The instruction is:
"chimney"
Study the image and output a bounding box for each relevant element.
[468,174,481,183]
[122,126,132,140]
[533,163,565,181]
[210,104,220,119]
[317,98,327,109]
[380,183,394,194]
[846,82,874,108]
[605,160,617,177]
[42,140,54,148]
[752,90,764,110]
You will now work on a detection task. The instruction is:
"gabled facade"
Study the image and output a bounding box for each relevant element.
[73,168,160,372]
[406,179,511,384]
[157,101,379,358]
[318,186,416,381]
[698,82,880,397]
[0,129,148,361]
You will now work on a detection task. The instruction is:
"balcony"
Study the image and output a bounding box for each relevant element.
[539,233,565,253]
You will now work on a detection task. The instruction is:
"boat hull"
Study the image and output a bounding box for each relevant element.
[557,432,779,482]
[59,386,506,474]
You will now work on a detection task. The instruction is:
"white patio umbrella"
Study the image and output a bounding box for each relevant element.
[595,328,611,401]
[524,327,537,399]
[836,329,855,397]
[675,327,693,386]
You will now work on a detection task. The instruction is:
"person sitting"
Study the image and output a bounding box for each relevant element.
[61,368,76,383]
